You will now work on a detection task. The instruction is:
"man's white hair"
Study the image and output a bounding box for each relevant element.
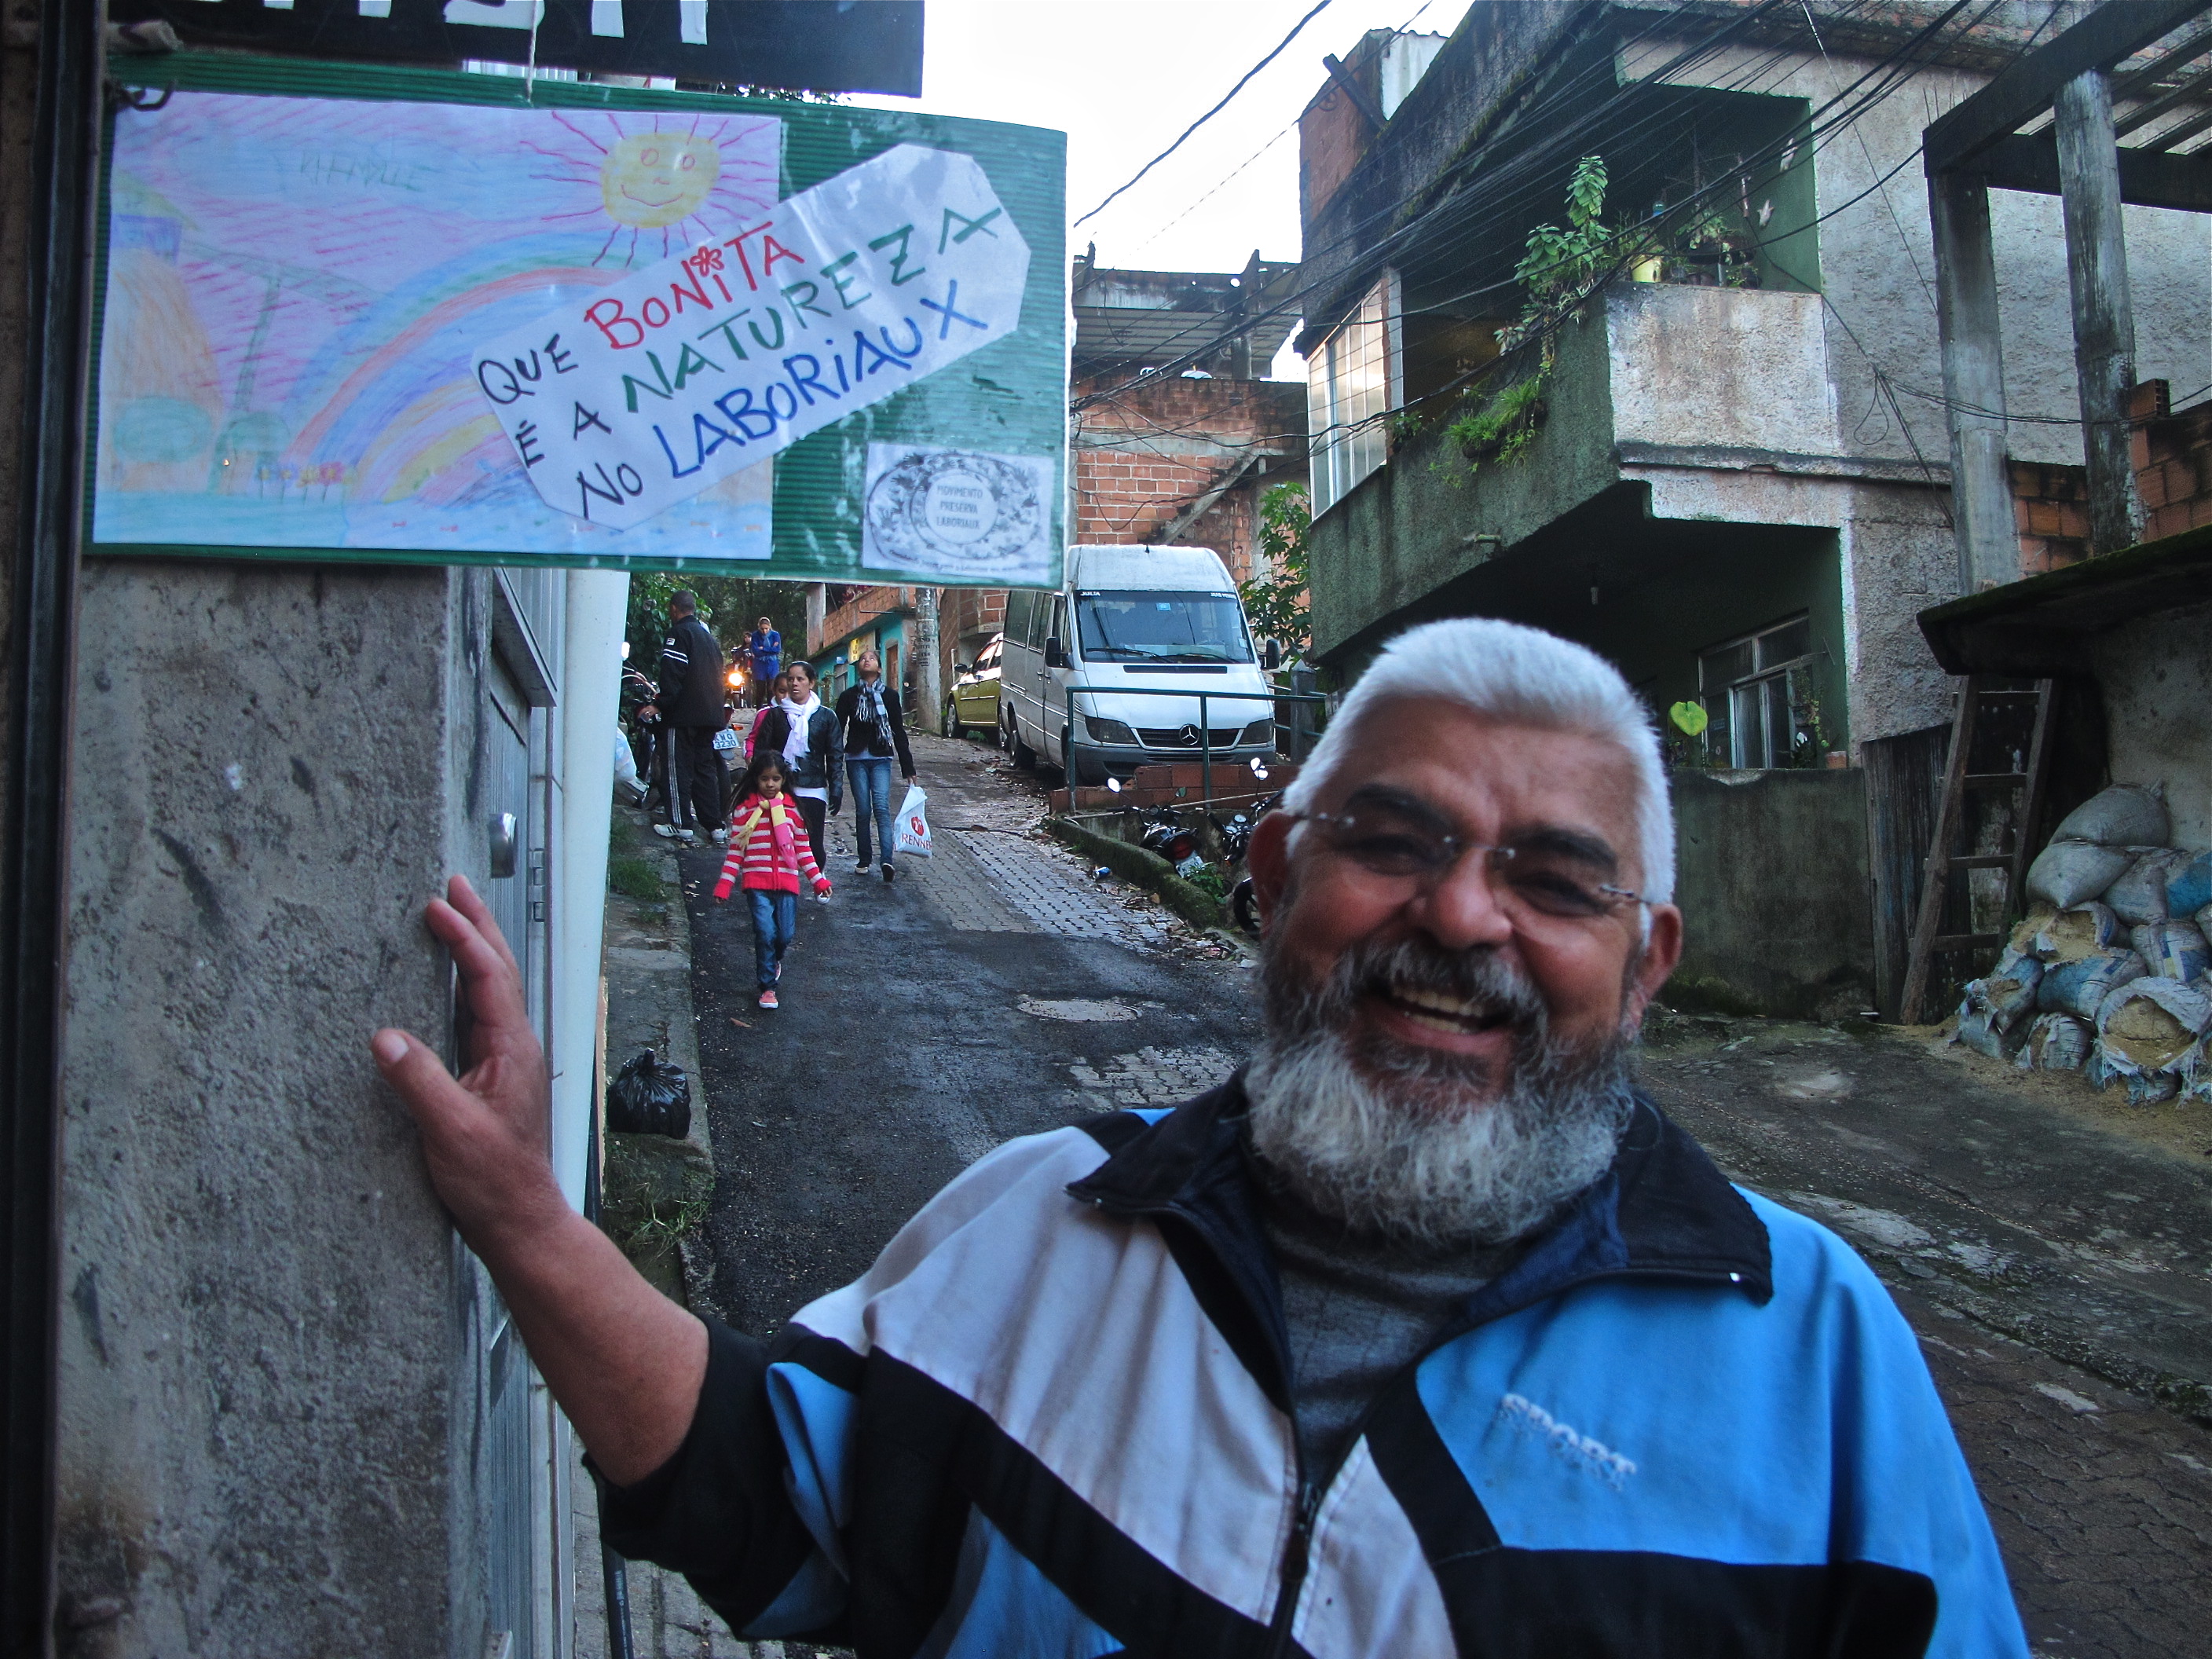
[1283,617,1675,904]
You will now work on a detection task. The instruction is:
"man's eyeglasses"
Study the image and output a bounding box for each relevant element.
[1285,806,1648,926]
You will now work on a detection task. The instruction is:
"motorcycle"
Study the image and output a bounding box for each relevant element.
[620,665,667,814]
[1220,790,1283,938]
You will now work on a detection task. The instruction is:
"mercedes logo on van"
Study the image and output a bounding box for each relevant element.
[1177,723,1202,748]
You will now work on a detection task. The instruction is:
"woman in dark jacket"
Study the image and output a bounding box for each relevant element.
[834,650,917,883]
[749,661,843,899]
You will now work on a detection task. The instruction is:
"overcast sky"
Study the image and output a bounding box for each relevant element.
[850,0,1456,374]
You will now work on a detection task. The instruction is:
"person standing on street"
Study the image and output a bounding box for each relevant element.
[834,650,915,884]
[641,591,725,844]
[748,616,782,709]
[745,669,791,760]
[711,751,830,1010]
[751,661,840,898]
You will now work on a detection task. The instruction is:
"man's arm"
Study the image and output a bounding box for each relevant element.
[371,876,706,1485]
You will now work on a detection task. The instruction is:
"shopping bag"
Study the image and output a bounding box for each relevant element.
[893,785,933,859]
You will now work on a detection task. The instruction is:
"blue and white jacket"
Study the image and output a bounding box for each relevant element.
[602,1079,2027,1657]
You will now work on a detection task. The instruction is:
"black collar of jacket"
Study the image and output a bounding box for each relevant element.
[1066,1071,1773,1407]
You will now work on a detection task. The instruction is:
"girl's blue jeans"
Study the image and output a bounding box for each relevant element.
[747,889,796,990]
[848,756,896,869]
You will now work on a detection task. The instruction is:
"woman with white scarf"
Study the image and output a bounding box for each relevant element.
[753,661,843,902]
[834,650,917,884]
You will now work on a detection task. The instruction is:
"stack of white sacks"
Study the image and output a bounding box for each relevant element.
[1955,783,2212,1104]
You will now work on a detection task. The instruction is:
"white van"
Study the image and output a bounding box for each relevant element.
[1000,544,1277,786]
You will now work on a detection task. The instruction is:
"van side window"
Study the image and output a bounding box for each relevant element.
[1005,589,1036,649]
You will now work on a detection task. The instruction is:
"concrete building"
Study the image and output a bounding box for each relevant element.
[808,581,921,701]
[1902,2,2212,1015]
[53,560,627,1657]
[0,16,632,1655]
[1294,1,2209,766]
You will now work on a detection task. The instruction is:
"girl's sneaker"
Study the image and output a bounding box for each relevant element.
[758,989,779,1010]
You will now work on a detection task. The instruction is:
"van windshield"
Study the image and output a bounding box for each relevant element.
[1075,590,1252,663]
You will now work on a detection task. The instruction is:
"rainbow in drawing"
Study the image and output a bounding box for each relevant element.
[93,90,782,561]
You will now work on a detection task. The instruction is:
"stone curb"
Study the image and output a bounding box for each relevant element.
[1046,815,1226,932]
[600,808,720,1316]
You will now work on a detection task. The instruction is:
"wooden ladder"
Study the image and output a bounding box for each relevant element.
[1899,676,2057,1024]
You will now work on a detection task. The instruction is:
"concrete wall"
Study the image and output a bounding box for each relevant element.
[52,562,512,1657]
[1668,767,1875,1020]
[2092,598,2212,850]
[1625,26,2212,478]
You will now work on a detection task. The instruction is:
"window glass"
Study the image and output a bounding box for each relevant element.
[1307,270,1398,516]
[1697,613,1820,768]
[1756,617,1811,669]
[1075,590,1254,663]
[1003,589,1036,649]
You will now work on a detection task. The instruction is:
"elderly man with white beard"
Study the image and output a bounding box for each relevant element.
[372,618,2027,1659]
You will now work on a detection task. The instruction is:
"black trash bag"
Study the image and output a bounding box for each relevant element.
[606,1049,691,1138]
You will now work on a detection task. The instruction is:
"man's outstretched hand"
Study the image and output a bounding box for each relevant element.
[373,876,560,1248]
[371,876,707,1488]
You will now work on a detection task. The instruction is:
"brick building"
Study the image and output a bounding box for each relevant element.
[926,254,1311,717]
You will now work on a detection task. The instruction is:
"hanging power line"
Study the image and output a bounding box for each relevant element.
[1073,0,1336,231]
[1076,0,1987,414]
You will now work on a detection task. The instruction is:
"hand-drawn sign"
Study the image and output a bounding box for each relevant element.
[474,142,1030,533]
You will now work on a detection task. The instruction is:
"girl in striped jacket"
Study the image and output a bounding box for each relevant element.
[712,752,830,1010]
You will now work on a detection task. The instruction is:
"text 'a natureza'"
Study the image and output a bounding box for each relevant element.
[473,144,1029,532]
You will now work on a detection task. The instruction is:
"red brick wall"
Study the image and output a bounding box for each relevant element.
[2133,382,2212,543]
[1073,376,1306,584]
[2009,379,2212,573]
[2009,460,2089,576]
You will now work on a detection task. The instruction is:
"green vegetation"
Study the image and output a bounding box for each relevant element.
[1447,156,1654,477]
[1445,374,1548,468]
[624,571,814,679]
[1238,483,1312,662]
[607,815,665,902]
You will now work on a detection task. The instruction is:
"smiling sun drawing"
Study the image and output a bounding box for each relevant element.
[527,111,780,267]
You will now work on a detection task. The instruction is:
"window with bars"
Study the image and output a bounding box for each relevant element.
[1306,271,1399,516]
[1697,614,1821,769]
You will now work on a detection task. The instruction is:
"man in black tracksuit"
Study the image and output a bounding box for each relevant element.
[643,591,725,841]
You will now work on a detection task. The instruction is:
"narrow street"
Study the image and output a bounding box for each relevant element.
[672,733,2211,1659]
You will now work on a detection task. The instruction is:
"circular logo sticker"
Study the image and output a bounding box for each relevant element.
[865,450,1045,573]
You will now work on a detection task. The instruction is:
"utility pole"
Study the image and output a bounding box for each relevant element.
[910,585,942,725]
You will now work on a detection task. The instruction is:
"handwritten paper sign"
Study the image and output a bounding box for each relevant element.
[474,143,1030,533]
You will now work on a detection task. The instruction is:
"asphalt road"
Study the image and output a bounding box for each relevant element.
[677,732,2211,1659]
[677,732,1258,1337]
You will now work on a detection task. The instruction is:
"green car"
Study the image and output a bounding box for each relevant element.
[943,632,1002,742]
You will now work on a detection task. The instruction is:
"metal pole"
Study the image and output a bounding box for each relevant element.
[580,1091,636,1659]
[2,1,100,1642]
[1927,169,2016,591]
[2055,68,2145,554]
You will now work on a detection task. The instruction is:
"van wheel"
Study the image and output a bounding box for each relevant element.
[1008,718,1036,770]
